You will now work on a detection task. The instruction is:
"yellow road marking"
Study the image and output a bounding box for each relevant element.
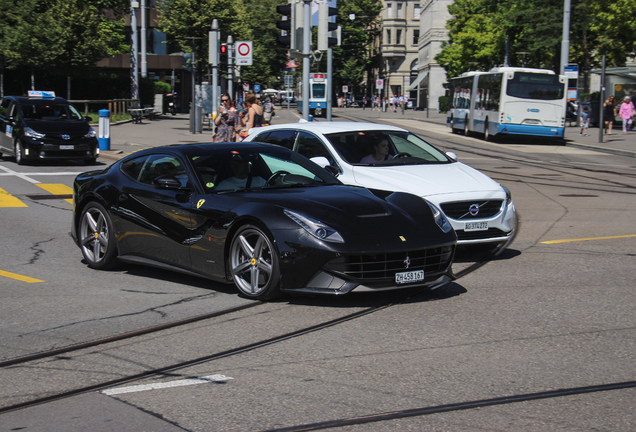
[36,183,74,204]
[0,187,28,207]
[541,234,636,244]
[0,270,44,283]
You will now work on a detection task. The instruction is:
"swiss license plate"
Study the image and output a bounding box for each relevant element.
[395,270,424,284]
[60,145,74,150]
[465,221,488,231]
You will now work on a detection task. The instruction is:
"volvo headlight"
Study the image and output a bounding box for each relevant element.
[500,184,513,205]
[426,200,453,233]
[284,209,344,243]
[24,127,45,139]
[85,127,97,138]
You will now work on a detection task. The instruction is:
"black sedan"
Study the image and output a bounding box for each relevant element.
[0,94,98,165]
[71,142,457,300]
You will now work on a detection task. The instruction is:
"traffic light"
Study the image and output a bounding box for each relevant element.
[318,2,338,50]
[276,4,293,49]
[219,44,228,73]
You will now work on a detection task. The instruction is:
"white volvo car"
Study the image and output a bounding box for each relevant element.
[245,122,517,246]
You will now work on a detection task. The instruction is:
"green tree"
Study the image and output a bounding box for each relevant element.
[436,0,636,80]
[0,0,128,72]
[157,0,287,90]
[323,0,383,95]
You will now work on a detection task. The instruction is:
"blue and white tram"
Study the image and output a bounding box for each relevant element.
[297,73,328,118]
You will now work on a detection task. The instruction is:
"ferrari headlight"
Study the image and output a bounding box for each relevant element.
[284,209,344,243]
[24,127,45,139]
[500,184,513,205]
[426,200,453,233]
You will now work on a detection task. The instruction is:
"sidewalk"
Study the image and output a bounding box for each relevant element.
[99,106,636,161]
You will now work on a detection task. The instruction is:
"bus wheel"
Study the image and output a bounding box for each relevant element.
[450,117,459,134]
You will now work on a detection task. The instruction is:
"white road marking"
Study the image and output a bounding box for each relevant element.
[101,374,234,396]
[0,165,82,184]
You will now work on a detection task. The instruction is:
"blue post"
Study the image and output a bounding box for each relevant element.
[98,109,111,151]
[308,114,313,122]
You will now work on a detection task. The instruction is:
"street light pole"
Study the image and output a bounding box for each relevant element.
[599,44,607,143]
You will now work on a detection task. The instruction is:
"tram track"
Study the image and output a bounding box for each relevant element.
[0,244,503,415]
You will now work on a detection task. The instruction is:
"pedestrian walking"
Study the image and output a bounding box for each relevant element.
[362,96,367,110]
[580,106,590,136]
[619,96,635,134]
[399,94,405,115]
[603,95,616,135]
[262,97,275,125]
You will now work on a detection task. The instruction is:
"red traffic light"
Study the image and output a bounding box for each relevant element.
[220,45,227,53]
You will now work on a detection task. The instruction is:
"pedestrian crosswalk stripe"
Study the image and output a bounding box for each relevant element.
[0,187,28,207]
[36,184,74,204]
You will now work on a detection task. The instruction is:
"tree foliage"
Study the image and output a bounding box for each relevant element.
[0,0,128,72]
[436,0,636,79]
[157,0,288,89]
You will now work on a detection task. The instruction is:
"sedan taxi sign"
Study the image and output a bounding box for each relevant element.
[28,90,55,98]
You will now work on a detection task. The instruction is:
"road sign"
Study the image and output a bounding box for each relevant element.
[376,79,384,89]
[342,85,348,93]
[235,41,253,66]
[564,64,578,79]
[284,75,294,88]
[244,83,250,92]
[254,84,261,93]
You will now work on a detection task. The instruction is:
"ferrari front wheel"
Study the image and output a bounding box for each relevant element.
[79,202,118,270]
[229,224,281,300]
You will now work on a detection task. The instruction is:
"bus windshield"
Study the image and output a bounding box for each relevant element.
[506,73,564,100]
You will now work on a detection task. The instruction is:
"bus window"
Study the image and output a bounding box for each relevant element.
[312,83,326,99]
[506,73,564,100]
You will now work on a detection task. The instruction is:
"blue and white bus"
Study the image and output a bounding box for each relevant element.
[297,73,328,118]
[447,67,567,140]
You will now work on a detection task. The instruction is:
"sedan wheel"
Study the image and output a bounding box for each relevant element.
[14,140,25,165]
[79,202,118,270]
[229,224,281,300]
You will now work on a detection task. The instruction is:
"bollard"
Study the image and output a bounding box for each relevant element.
[308,114,313,122]
[98,109,111,151]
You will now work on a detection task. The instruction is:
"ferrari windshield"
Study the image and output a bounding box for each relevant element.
[189,146,341,192]
[324,130,451,166]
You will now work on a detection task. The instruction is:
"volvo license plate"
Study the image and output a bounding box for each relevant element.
[465,221,488,231]
[60,145,74,150]
[395,270,424,284]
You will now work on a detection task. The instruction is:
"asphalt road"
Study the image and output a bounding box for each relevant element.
[1,109,635,431]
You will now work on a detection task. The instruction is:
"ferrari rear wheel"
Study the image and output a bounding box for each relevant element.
[229,224,281,300]
[79,202,118,270]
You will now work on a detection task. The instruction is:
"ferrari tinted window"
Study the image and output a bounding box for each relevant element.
[121,155,148,180]
[136,154,190,187]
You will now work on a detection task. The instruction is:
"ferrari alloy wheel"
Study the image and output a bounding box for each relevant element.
[230,224,281,300]
[79,202,118,270]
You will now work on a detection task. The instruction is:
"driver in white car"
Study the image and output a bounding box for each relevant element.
[359,138,394,164]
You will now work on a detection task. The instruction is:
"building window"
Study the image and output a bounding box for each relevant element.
[397,29,402,45]
[414,4,421,19]
[413,29,420,45]
[387,3,392,18]
[386,29,392,44]
[397,3,403,18]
